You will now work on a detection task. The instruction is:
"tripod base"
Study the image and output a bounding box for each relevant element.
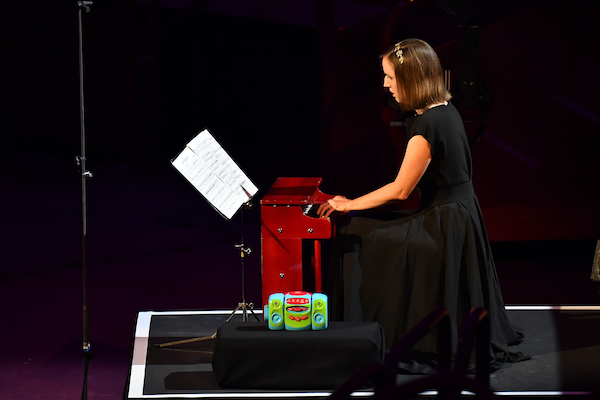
[235,301,260,323]
[156,302,260,348]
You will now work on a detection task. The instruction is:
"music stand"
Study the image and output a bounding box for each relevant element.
[157,129,260,347]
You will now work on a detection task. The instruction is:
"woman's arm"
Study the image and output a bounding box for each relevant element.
[318,135,431,218]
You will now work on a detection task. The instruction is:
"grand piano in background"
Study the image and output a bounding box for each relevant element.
[260,177,335,307]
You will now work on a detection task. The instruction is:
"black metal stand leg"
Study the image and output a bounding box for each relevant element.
[156,203,259,348]
[232,202,260,323]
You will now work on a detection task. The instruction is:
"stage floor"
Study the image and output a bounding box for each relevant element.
[126,307,600,399]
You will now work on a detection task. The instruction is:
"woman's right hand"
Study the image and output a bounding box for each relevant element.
[317,195,351,219]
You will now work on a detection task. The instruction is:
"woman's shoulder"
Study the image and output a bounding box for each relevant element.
[407,101,465,142]
[415,101,461,128]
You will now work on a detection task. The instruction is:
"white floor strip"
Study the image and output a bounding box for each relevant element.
[506,305,600,311]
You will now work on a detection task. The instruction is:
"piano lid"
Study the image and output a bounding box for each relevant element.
[261,177,324,205]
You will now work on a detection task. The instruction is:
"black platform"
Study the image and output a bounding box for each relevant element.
[125,307,600,399]
[212,320,385,390]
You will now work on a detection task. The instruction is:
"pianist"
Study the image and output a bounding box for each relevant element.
[318,38,528,373]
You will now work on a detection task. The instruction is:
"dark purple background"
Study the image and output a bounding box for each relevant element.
[1,1,599,398]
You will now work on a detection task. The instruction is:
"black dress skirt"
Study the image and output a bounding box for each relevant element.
[325,102,529,373]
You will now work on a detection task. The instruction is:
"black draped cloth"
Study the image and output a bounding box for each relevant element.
[325,102,529,373]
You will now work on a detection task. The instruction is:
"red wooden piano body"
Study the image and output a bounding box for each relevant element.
[260,177,334,307]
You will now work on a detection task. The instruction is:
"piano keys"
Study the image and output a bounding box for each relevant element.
[260,177,334,307]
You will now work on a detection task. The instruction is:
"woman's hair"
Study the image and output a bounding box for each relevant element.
[382,38,451,111]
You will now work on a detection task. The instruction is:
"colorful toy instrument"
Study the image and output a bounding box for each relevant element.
[265,291,328,331]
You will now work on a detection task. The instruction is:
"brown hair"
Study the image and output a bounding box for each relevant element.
[382,38,451,111]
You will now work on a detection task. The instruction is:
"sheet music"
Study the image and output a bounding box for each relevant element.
[171,129,258,219]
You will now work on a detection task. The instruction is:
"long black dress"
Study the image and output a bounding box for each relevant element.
[326,101,528,372]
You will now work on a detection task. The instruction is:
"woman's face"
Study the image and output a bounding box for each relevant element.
[382,56,401,104]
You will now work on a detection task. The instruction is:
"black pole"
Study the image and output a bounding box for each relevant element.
[77,2,93,400]
[234,202,254,322]
[240,205,247,321]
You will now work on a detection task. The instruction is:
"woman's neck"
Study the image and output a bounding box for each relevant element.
[416,101,448,115]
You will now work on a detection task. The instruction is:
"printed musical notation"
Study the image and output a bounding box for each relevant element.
[171,129,258,219]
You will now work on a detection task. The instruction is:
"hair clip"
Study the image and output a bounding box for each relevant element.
[394,43,404,64]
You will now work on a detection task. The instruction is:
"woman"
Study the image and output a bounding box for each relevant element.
[318,38,527,372]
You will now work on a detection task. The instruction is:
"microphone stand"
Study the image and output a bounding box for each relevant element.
[76,2,94,400]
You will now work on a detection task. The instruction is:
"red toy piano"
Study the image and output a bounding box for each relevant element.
[260,177,334,307]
